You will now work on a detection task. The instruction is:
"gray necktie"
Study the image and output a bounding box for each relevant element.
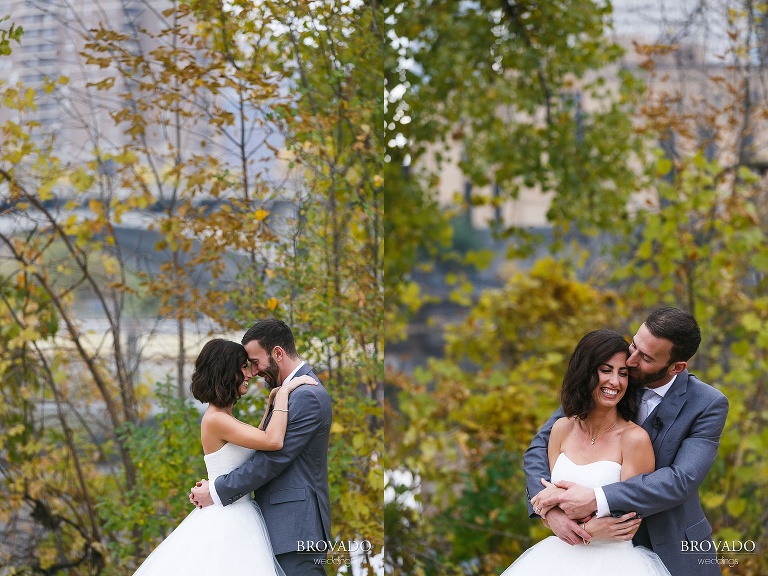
[636,388,658,424]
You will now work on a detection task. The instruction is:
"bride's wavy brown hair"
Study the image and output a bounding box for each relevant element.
[560,329,638,422]
[190,339,248,408]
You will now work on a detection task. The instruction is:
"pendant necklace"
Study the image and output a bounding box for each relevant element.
[588,418,618,445]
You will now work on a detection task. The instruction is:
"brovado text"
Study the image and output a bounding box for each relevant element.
[681,540,756,553]
[297,540,373,554]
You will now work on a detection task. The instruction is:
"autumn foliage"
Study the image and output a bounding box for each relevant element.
[0,1,381,574]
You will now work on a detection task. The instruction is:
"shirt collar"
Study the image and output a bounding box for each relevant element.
[646,374,677,398]
[283,360,306,384]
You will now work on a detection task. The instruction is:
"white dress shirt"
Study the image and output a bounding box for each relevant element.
[210,361,306,506]
[593,375,677,517]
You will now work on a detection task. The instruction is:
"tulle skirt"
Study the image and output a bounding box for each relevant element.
[133,499,284,576]
[500,537,671,576]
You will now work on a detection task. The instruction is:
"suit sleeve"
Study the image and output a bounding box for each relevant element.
[603,393,728,516]
[523,407,565,517]
[214,387,323,506]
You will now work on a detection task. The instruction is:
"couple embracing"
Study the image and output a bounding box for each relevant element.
[133,318,332,576]
[499,307,729,576]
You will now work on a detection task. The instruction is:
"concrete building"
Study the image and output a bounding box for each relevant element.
[0,0,288,196]
[2,1,167,156]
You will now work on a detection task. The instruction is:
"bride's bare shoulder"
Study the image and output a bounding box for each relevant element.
[620,421,653,450]
[552,416,578,435]
[201,407,234,430]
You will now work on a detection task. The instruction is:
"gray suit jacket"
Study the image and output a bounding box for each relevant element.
[524,371,728,576]
[214,364,332,555]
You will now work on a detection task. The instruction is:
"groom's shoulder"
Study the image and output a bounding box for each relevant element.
[685,372,728,403]
[291,376,331,405]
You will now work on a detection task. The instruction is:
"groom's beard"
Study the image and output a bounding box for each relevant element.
[260,356,281,390]
[629,365,671,387]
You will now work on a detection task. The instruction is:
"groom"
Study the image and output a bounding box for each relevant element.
[190,318,332,576]
[527,307,729,576]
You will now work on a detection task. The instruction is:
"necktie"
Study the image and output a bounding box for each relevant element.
[636,388,657,424]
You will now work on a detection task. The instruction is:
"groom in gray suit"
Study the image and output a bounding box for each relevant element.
[527,307,729,576]
[190,318,332,576]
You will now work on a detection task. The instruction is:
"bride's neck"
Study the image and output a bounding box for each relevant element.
[208,405,233,416]
[582,408,619,430]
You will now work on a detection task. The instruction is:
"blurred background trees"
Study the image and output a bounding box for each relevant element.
[0,1,381,574]
[386,1,768,574]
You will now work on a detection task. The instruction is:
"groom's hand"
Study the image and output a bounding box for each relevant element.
[544,507,592,546]
[189,479,213,509]
[537,480,597,520]
[532,478,564,518]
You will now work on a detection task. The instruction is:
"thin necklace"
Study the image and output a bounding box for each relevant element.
[586,418,618,445]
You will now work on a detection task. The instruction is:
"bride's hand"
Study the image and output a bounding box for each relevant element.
[585,513,642,541]
[534,478,565,518]
[280,375,318,395]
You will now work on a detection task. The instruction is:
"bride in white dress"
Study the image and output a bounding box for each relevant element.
[500,330,671,576]
[133,339,317,576]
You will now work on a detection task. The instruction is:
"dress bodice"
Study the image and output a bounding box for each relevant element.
[204,443,255,480]
[551,453,621,488]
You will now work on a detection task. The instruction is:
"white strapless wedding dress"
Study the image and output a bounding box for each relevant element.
[500,453,671,576]
[133,442,284,576]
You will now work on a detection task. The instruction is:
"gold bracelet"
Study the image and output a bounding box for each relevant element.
[582,523,589,545]
[273,408,288,413]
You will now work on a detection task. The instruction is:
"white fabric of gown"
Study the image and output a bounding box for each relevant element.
[133,442,284,576]
[500,453,672,576]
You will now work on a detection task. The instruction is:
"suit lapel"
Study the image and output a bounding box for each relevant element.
[645,370,688,449]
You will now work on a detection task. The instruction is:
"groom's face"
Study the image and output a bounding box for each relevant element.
[626,323,675,388]
[243,339,281,389]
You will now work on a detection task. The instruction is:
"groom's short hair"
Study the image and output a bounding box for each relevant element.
[242,318,298,358]
[645,307,701,363]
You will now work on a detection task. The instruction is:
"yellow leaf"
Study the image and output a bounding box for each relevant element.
[102,256,119,275]
[254,208,270,222]
[726,498,746,517]
[331,422,345,434]
[3,89,19,109]
[373,174,384,188]
[19,324,40,342]
[136,194,150,209]
[39,179,55,201]
[702,492,725,509]
[266,297,279,311]
[88,198,104,215]
[70,167,94,192]
[6,423,25,437]
[24,87,37,110]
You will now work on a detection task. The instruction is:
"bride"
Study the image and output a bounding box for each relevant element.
[499,330,671,576]
[133,338,317,576]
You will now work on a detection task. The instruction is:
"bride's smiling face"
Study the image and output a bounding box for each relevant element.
[237,361,252,396]
[592,351,629,407]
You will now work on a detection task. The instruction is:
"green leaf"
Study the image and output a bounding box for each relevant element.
[655,157,673,177]
[463,249,493,270]
[69,167,94,192]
